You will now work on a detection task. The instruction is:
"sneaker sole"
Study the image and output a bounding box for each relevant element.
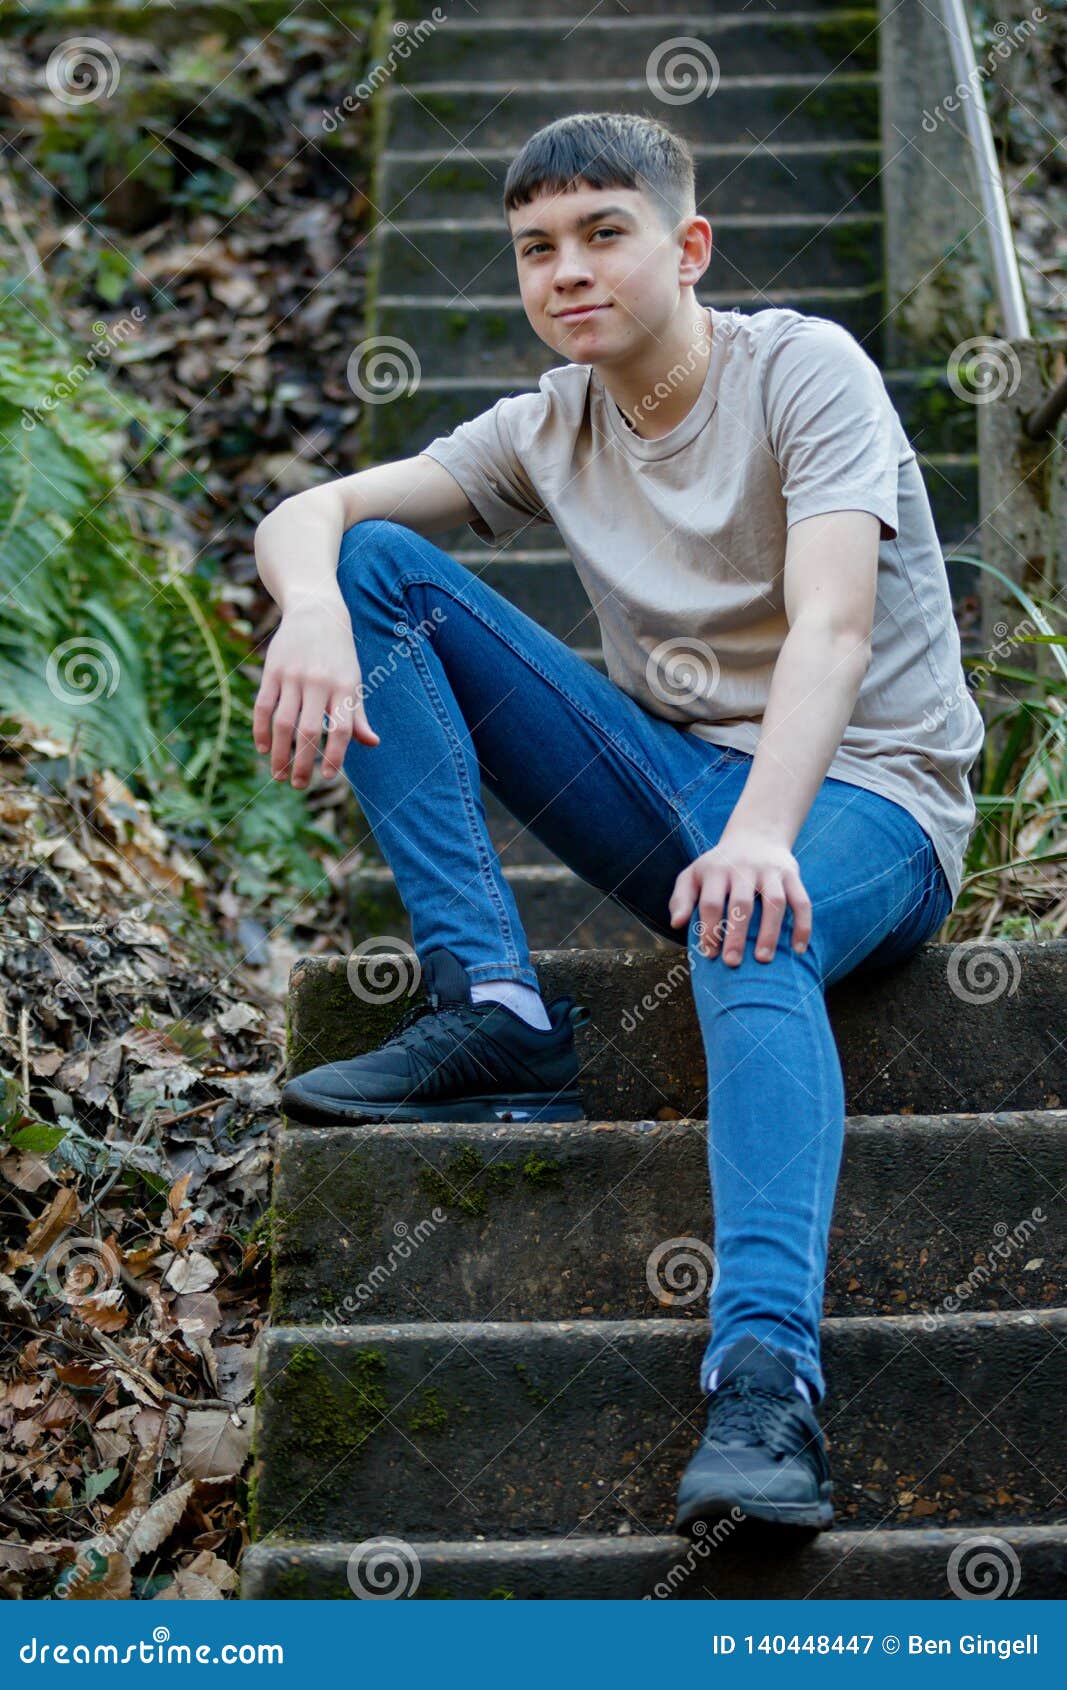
[281,1087,587,1125]
[675,1484,835,1536]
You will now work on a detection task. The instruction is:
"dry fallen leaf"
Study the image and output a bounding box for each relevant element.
[179,1408,255,1480]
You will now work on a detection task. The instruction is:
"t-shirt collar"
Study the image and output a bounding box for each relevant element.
[594,305,724,461]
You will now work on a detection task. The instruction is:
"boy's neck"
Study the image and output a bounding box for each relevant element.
[598,301,713,441]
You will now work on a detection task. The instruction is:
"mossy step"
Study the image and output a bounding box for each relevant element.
[249,1308,1067,1541]
[347,861,675,954]
[383,77,880,152]
[240,1521,1067,1599]
[270,1111,1067,1327]
[390,16,880,87]
[380,142,884,224]
[286,944,1067,1121]
[375,214,883,297]
[395,0,859,14]
[0,0,371,40]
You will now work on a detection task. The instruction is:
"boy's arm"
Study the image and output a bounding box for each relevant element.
[253,455,477,614]
[669,507,879,965]
[250,456,477,786]
[726,506,879,848]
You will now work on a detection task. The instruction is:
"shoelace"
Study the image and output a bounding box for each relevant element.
[705,1376,819,1462]
[379,998,503,1075]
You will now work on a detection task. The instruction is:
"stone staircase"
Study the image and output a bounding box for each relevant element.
[239,4,1067,1601]
[241,944,1067,1598]
[344,0,981,954]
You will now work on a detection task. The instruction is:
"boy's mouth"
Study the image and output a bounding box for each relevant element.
[554,303,608,319]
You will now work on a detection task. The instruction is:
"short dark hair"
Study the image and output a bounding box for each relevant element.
[503,111,697,238]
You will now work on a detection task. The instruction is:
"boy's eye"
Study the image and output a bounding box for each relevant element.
[524,228,619,257]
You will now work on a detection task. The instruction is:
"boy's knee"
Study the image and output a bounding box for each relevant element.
[336,518,410,598]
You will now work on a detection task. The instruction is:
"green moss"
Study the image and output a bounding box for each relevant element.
[827,220,882,282]
[406,1386,450,1435]
[513,1360,552,1410]
[766,15,878,71]
[520,1152,564,1187]
[481,313,510,344]
[417,1144,516,1218]
[445,311,471,341]
[273,1342,391,1465]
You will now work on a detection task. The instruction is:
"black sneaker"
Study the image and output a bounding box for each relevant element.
[674,1334,834,1535]
[281,946,589,1125]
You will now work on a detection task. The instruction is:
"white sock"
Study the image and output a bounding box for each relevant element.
[707,1365,814,1406]
[470,978,552,1031]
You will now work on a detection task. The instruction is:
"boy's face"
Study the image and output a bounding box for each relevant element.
[508,180,703,366]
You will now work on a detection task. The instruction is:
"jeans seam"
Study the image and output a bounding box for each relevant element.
[397,583,525,973]
[394,567,683,814]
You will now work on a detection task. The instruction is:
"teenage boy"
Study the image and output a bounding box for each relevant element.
[252,112,984,1536]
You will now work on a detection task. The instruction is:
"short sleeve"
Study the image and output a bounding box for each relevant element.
[760,315,901,540]
[419,392,550,543]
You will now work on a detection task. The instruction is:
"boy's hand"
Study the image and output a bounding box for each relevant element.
[252,600,380,789]
[668,825,812,966]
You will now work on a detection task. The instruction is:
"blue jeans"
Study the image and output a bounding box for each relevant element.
[334,519,954,1405]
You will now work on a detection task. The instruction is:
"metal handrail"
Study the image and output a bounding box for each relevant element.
[940,0,1067,438]
[933,0,1067,442]
[940,0,1030,339]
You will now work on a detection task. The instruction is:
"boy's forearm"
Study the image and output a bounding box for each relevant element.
[725,620,871,849]
[254,489,349,614]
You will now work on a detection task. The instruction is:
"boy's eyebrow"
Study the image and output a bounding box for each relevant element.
[511,204,637,244]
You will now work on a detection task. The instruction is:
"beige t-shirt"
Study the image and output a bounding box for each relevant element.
[420,305,984,902]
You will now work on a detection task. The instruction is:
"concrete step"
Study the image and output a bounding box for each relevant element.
[242,1521,1067,1598]
[249,1308,1067,1541]
[395,0,861,14]
[383,77,880,153]
[271,1111,1067,1327]
[347,861,676,953]
[380,143,883,224]
[390,15,880,86]
[375,214,883,299]
[285,944,1067,1121]
[364,370,978,454]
